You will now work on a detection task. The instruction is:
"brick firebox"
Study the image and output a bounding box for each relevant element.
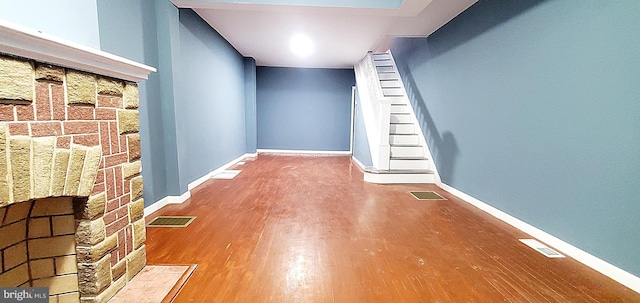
[0,52,147,303]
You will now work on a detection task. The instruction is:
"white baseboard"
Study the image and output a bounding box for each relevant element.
[187,172,214,192]
[436,182,640,294]
[144,153,255,217]
[351,156,366,171]
[187,153,255,191]
[352,156,436,184]
[257,149,351,155]
[143,190,191,218]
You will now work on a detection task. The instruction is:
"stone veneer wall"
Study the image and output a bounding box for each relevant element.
[0,53,146,303]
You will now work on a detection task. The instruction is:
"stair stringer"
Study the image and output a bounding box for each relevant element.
[355,51,439,184]
[354,54,391,170]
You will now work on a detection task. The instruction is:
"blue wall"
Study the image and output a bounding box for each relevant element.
[353,88,372,166]
[175,9,248,188]
[97,0,180,205]
[256,67,354,151]
[391,0,640,276]
[0,0,101,49]
[153,0,183,196]
[98,2,251,203]
[244,58,258,153]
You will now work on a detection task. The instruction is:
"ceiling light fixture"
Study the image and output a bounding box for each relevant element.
[290,34,314,58]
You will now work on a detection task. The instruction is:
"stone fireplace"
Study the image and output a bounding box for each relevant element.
[0,22,154,303]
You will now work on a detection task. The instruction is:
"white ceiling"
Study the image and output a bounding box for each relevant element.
[171,0,477,68]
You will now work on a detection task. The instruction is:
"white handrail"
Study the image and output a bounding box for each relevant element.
[354,52,391,170]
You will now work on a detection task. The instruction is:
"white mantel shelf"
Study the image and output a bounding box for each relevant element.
[0,19,156,83]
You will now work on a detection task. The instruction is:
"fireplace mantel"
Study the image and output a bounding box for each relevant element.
[0,19,156,83]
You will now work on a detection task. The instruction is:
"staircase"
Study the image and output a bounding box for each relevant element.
[357,52,435,184]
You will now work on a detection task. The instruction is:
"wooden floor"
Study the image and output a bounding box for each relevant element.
[145,155,639,302]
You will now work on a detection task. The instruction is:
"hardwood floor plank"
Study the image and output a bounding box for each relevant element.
[145,155,640,302]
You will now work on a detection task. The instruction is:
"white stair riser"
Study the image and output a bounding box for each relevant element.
[374,59,393,67]
[380,80,401,88]
[390,105,410,114]
[372,53,391,60]
[382,88,404,96]
[388,97,405,105]
[390,124,414,134]
[378,73,398,81]
[376,66,395,73]
[390,114,411,123]
[390,134,419,145]
[390,159,430,170]
[390,146,424,158]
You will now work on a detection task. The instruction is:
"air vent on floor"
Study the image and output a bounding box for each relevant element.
[519,239,565,258]
[147,216,196,227]
[409,191,446,200]
[211,170,241,179]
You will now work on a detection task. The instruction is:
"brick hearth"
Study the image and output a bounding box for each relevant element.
[0,53,146,303]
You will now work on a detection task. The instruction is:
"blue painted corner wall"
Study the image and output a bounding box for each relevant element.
[98,0,254,204]
[256,67,354,151]
[175,9,248,188]
[391,0,640,276]
[352,88,372,167]
[97,0,172,205]
[244,57,258,154]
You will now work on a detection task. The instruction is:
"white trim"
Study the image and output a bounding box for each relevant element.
[353,155,436,184]
[187,172,214,192]
[437,182,640,294]
[349,86,356,153]
[354,58,381,167]
[0,19,156,82]
[145,153,255,217]
[187,153,255,190]
[143,191,191,218]
[257,149,351,155]
[351,156,367,171]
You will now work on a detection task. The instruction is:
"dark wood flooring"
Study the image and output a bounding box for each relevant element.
[145,155,640,302]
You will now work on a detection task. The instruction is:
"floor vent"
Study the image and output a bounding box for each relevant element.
[212,170,241,179]
[519,239,565,258]
[409,191,446,200]
[147,216,196,228]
